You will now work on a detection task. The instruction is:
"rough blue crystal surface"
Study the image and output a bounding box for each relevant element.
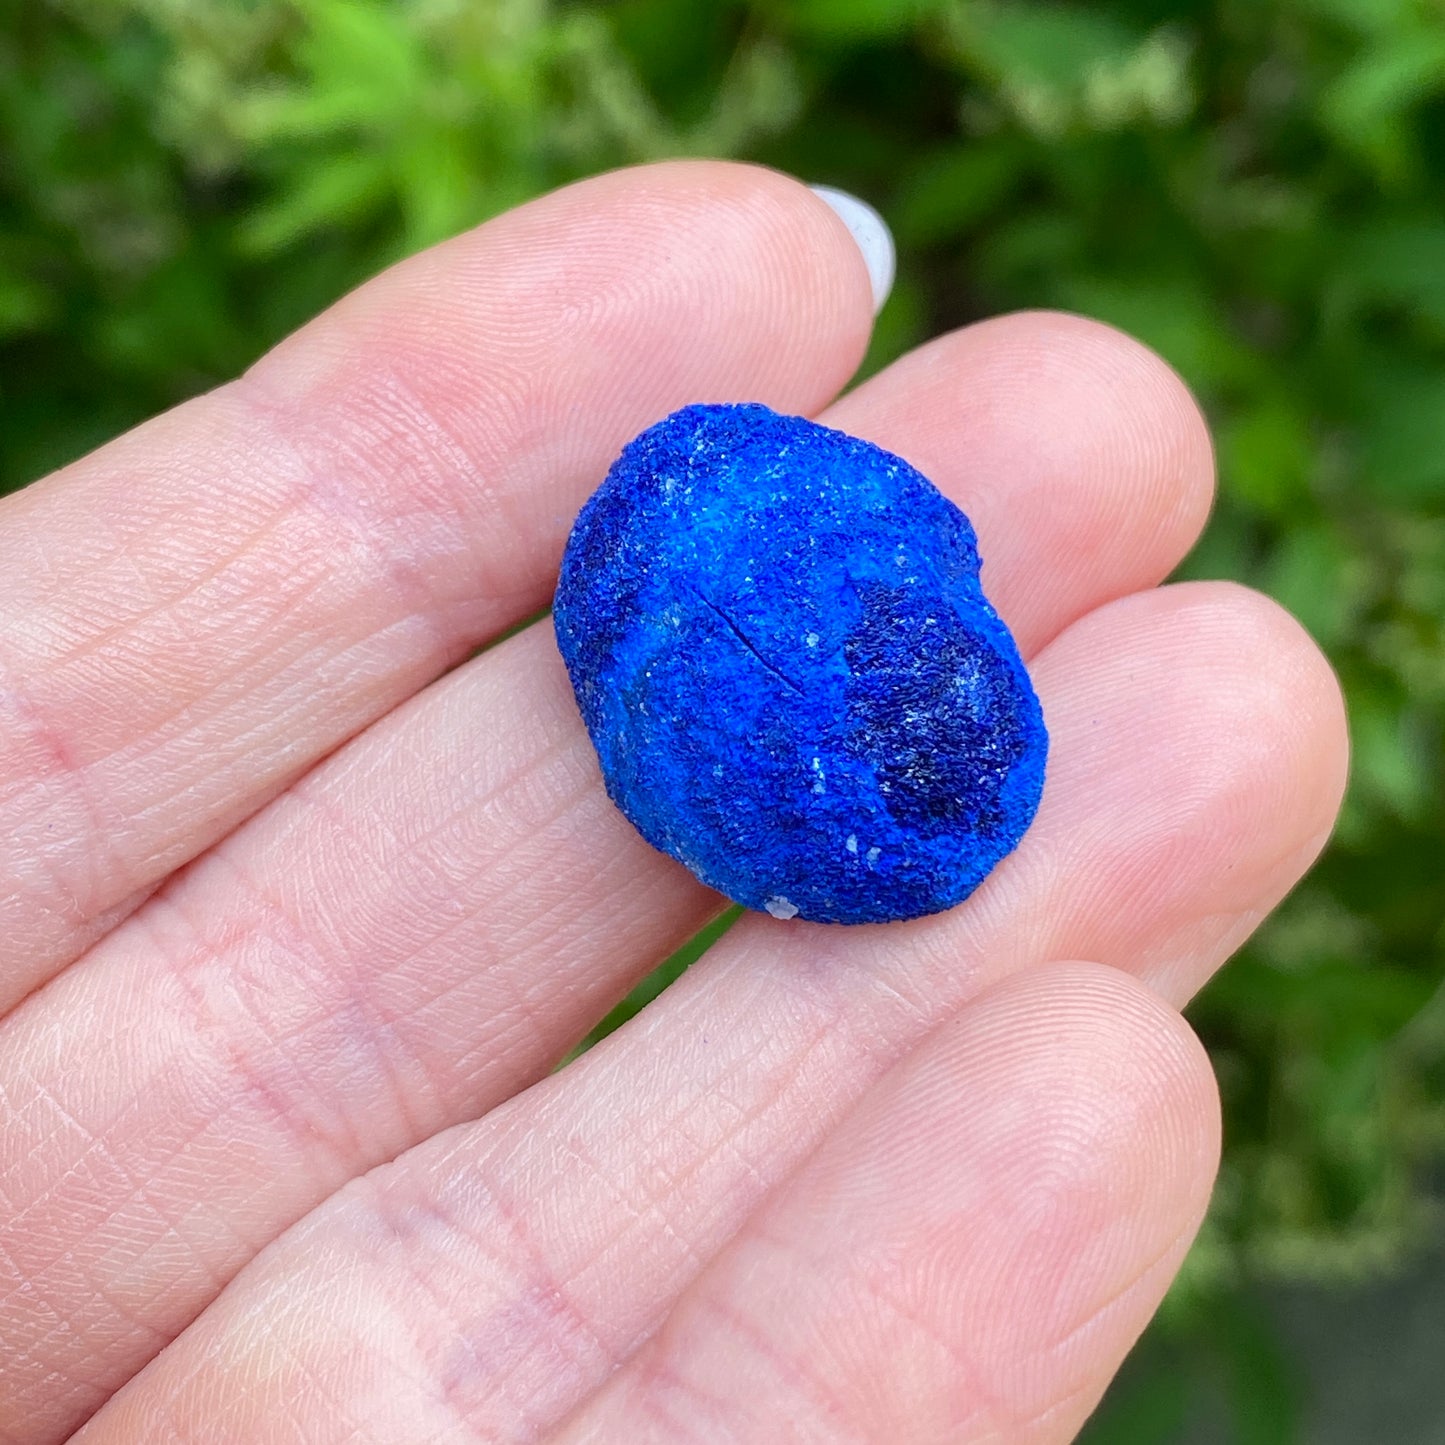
[553,402,1048,925]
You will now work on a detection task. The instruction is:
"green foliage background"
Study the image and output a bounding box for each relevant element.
[2,0,1443,1436]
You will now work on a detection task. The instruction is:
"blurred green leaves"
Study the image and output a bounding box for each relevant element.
[940,2,1194,136]
[2,1,1444,1430]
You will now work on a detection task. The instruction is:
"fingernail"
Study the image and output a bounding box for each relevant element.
[809,185,896,315]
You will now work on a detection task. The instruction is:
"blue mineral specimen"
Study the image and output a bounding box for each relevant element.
[553,402,1047,925]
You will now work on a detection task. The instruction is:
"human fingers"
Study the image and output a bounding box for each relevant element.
[555,964,1218,1445]
[71,583,1344,1444]
[0,159,875,1001]
[0,311,1214,1444]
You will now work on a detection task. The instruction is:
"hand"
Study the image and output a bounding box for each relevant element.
[0,163,1346,1444]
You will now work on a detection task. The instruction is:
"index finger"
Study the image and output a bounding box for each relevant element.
[0,161,875,1006]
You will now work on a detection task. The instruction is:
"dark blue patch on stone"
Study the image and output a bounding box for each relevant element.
[553,402,1048,925]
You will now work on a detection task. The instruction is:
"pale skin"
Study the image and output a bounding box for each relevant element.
[0,162,1348,1443]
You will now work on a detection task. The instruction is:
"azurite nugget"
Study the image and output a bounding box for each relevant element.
[553,402,1048,925]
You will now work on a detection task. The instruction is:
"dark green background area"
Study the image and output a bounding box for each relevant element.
[3,1,1443,1437]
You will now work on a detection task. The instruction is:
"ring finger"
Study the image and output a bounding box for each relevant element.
[75,580,1344,1445]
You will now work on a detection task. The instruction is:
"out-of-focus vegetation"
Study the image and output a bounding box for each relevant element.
[2,0,1443,1437]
